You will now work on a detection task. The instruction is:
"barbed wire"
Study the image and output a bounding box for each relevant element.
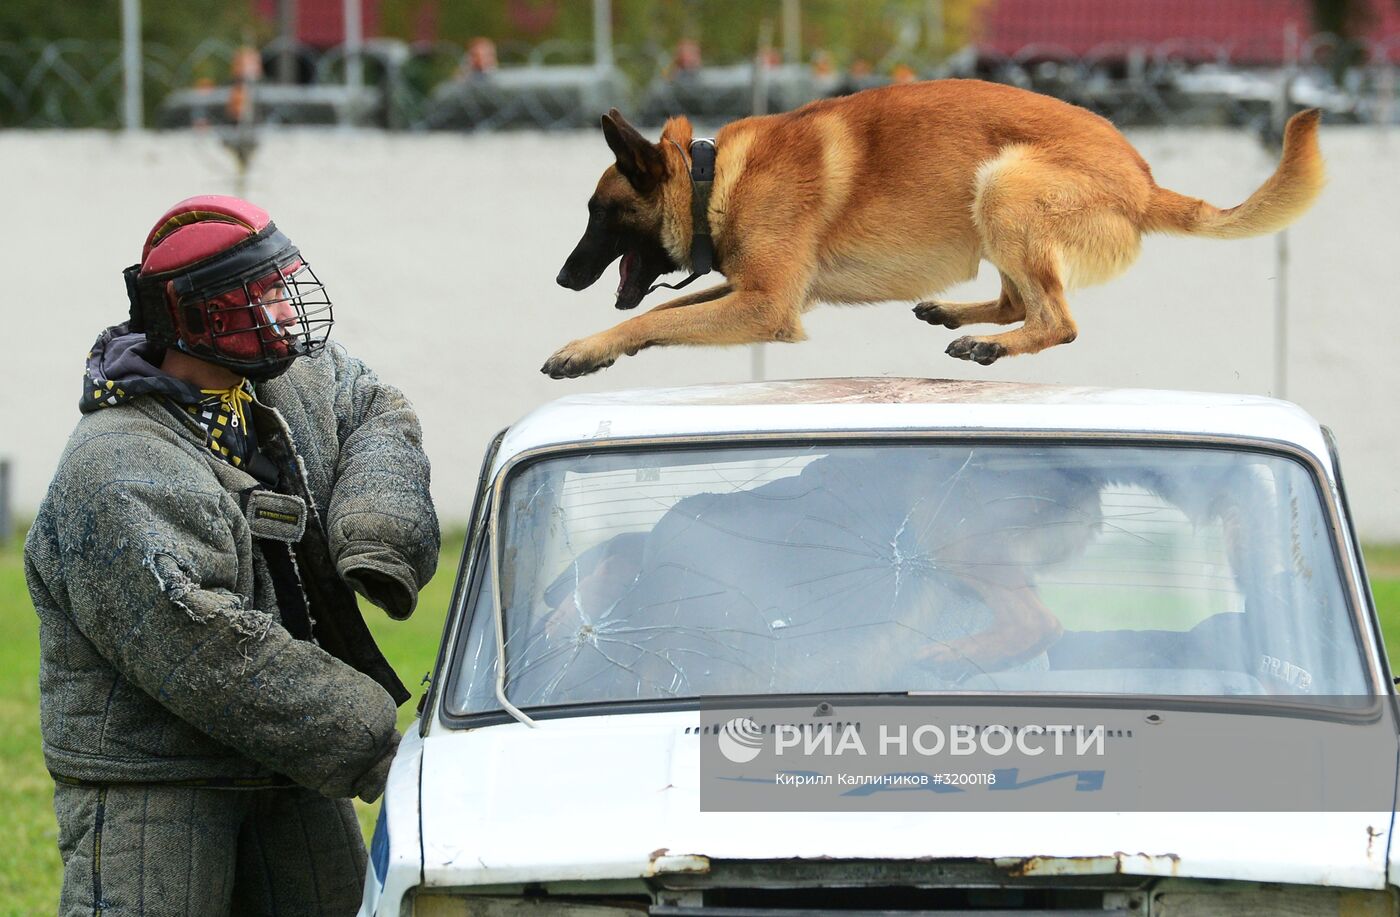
[1,35,1397,132]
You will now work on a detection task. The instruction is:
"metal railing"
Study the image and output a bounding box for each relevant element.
[2,34,1398,132]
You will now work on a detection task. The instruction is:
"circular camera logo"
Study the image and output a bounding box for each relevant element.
[717,716,765,764]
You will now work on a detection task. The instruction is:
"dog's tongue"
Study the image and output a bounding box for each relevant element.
[616,251,638,296]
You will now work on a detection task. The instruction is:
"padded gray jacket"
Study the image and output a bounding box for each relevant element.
[25,327,439,801]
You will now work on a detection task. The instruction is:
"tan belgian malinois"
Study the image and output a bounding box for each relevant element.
[546,79,1323,378]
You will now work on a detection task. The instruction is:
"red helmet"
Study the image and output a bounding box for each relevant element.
[124,195,333,380]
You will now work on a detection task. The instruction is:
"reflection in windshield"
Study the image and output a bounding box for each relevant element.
[450,445,1367,715]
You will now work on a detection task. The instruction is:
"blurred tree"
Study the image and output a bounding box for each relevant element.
[0,0,255,47]
[378,0,987,68]
[0,1,259,128]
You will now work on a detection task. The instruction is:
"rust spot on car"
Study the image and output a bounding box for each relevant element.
[999,852,1181,878]
[645,852,711,877]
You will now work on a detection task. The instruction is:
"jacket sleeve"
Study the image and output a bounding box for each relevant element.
[53,443,399,802]
[324,344,441,620]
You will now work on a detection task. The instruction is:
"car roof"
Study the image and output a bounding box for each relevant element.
[494,377,1334,474]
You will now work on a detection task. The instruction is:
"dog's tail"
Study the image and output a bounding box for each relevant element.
[1143,108,1324,239]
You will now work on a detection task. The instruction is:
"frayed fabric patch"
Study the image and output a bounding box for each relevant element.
[144,552,273,643]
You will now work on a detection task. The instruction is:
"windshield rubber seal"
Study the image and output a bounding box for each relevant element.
[418,428,506,737]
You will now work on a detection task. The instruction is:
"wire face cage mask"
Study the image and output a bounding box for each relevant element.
[175,254,334,378]
[126,223,334,381]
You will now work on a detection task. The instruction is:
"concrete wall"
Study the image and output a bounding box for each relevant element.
[3,125,1398,537]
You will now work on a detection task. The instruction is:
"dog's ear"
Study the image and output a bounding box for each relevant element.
[660,115,693,149]
[601,108,667,194]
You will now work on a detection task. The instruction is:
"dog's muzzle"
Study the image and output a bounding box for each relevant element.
[556,253,609,291]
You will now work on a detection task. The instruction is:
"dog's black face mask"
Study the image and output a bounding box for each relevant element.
[555,109,683,311]
[556,198,679,310]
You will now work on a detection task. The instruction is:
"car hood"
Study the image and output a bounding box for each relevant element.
[419,710,1396,890]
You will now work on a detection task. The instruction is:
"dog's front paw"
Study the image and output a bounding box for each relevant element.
[541,339,617,379]
[946,336,1006,366]
[913,302,961,329]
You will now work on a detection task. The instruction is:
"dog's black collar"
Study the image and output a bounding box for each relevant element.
[648,138,717,295]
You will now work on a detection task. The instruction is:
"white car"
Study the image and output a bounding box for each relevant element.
[362,378,1399,916]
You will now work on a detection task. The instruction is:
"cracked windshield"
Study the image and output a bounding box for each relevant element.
[451,443,1367,714]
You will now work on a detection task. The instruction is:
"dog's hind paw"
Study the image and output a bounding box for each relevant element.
[913,302,961,329]
[946,336,1006,366]
[541,341,616,379]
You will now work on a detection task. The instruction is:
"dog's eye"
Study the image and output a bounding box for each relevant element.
[592,200,627,227]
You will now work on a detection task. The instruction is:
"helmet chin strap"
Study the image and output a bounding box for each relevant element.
[646,137,717,296]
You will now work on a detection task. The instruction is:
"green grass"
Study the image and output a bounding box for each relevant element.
[1375,578,1400,655]
[1,534,1398,914]
[0,534,56,917]
[0,530,465,917]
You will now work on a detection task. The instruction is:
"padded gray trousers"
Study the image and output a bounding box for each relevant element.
[54,783,366,917]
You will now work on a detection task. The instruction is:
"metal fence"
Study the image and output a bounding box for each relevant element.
[3,34,1398,132]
